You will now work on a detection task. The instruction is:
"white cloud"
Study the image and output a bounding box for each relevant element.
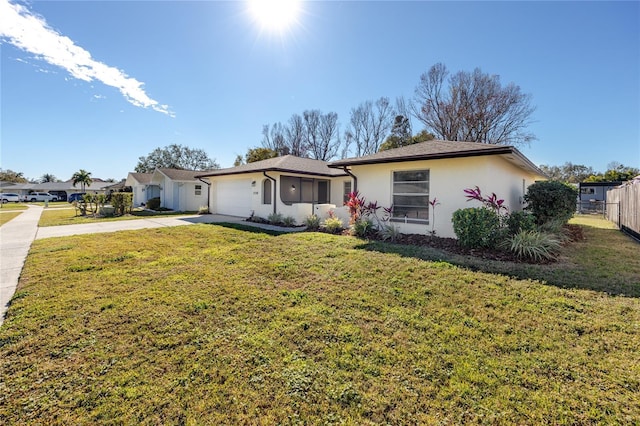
[0,0,174,117]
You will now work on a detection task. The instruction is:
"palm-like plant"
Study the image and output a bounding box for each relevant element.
[71,169,92,193]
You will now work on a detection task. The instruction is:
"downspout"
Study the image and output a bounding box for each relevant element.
[198,177,211,213]
[263,172,277,215]
[342,167,358,192]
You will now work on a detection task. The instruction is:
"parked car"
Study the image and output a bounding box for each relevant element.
[0,193,21,203]
[23,192,58,202]
[67,193,85,203]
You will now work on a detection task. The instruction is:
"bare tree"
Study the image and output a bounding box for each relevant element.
[304,110,341,161]
[345,97,394,156]
[261,123,287,155]
[412,63,536,146]
[285,114,308,157]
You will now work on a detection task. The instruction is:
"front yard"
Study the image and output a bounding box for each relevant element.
[0,217,638,423]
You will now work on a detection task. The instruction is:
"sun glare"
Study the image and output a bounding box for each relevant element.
[248,0,301,33]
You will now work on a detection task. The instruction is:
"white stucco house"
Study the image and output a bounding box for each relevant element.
[197,141,547,238]
[196,156,350,220]
[125,169,209,211]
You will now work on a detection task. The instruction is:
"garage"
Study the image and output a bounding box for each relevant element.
[214,178,252,217]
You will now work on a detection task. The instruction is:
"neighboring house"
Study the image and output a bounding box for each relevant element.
[0,180,112,201]
[125,172,157,207]
[197,142,546,238]
[196,156,350,219]
[126,169,208,211]
[577,181,622,206]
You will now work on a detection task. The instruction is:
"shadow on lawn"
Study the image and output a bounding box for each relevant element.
[353,234,640,298]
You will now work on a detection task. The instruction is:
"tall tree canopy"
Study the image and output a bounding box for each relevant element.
[135,144,220,173]
[412,63,536,147]
[539,161,639,183]
[40,173,58,183]
[0,169,28,183]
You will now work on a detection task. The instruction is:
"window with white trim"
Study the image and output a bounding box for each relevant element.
[392,170,429,222]
[343,181,352,204]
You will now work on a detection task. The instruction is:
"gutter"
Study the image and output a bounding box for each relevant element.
[342,167,358,192]
[263,172,277,215]
[197,177,212,212]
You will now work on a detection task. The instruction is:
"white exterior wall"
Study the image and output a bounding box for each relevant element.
[351,156,542,238]
[208,173,352,224]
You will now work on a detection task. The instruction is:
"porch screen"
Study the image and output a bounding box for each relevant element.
[280,176,330,205]
[392,170,429,221]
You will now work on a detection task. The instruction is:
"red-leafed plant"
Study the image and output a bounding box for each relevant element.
[429,197,441,235]
[463,186,508,215]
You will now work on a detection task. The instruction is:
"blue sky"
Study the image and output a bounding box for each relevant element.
[1,0,638,182]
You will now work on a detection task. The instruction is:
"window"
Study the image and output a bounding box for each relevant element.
[280,175,330,205]
[343,181,352,204]
[195,184,202,196]
[581,187,595,195]
[392,170,429,222]
[263,179,272,204]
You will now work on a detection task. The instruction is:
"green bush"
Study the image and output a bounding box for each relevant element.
[268,212,283,225]
[304,214,321,230]
[323,217,344,234]
[378,224,401,242]
[146,197,161,210]
[452,207,502,248]
[505,210,537,236]
[111,192,133,216]
[525,181,578,225]
[501,230,561,261]
[351,218,374,238]
[282,216,296,227]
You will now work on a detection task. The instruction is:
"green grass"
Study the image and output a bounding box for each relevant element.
[0,211,21,225]
[0,203,28,211]
[38,207,197,227]
[1,221,638,424]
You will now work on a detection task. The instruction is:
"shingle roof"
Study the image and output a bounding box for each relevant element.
[328,140,545,177]
[157,168,206,181]
[196,155,348,178]
[127,173,153,185]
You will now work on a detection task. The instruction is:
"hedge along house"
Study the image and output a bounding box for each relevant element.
[196,155,350,223]
[328,140,548,238]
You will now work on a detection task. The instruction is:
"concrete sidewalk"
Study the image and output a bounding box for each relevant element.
[1,205,43,322]
[1,210,304,325]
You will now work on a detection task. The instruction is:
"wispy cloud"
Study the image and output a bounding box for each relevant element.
[0,0,174,116]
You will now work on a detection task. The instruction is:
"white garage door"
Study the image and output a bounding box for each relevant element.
[215,179,252,217]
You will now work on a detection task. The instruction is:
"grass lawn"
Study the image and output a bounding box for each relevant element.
[0,211,22,225]
[0,203,28,211]
[1,220,638,424]
[39,207,198,227]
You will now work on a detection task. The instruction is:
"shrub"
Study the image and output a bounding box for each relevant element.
[282,216,296,227]
[198,205,210,215]
[505,210,537,236]
[525,181,578,225]
[268,212,283,225]
[452,207,502,248]
[304,214,321,230]
[146,197,161,210]
[378,224,401,242]
[111,192,133,216]
[323,217,344,234]
[501,230,561,261]
[351,218,374,238]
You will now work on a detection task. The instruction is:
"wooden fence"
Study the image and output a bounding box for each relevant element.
[606,182,640,240]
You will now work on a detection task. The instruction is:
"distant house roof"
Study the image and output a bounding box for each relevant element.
[155,168,207,182]
[125,173,153,186]
[328,140,546,177]
[196,155,348,178]
[0,180,112,191]
[578,181,623,188]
